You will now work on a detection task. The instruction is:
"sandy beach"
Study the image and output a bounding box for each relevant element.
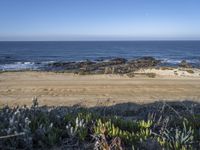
[0,69,200,107]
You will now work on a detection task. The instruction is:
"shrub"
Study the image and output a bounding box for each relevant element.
[1,100,200,149]
[186,69,194,74]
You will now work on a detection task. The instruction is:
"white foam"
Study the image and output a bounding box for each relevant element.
[162,59,182,64]
[162,58,200,65]
[0,62,38,71]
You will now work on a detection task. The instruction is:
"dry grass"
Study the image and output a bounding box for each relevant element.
[145,73,156,78]
[160,67,174,70]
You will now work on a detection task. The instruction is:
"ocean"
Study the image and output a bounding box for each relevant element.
[0,41,200,71]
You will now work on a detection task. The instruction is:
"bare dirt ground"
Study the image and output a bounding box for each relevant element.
[0,71,200,107]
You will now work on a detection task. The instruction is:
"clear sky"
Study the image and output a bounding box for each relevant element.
[0,0,200,41]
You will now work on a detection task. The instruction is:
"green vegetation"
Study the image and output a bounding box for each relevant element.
[1,100,200,149]
[186,69,194,74]
[174,71,178,75]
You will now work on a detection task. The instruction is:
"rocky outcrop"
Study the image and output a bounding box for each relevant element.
[128,57,160,68]
[46,57,160,75]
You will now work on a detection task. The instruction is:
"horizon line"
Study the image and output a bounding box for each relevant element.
[1,39,200,42]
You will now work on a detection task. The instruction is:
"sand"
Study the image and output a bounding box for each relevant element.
[0,69,200,107]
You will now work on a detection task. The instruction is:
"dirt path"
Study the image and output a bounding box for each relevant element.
[0,72,200,107]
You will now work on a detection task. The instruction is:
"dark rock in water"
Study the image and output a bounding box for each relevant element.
[137,56,157,61]
[48,62,77,69]
[35,62,41,65]
[137,57,160,64]
[5,56,11,59]
[82,58,127,72]
[179,60,192,68]
[95,58,105,62]
[48,60,96,71]
[79,59,95,67]
[48,62,72,67]
[110,57,127,64]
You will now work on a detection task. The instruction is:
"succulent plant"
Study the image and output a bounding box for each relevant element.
[1,100,200,149]
[94,118,152,147]
[65,115,88,141]
[157,120,194,150]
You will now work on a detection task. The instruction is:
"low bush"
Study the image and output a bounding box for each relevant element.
[1,100,200,149]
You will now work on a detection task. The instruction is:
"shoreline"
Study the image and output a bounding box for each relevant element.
[1,56,199,72]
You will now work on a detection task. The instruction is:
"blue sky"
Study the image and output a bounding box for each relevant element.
[0,0,200,41]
